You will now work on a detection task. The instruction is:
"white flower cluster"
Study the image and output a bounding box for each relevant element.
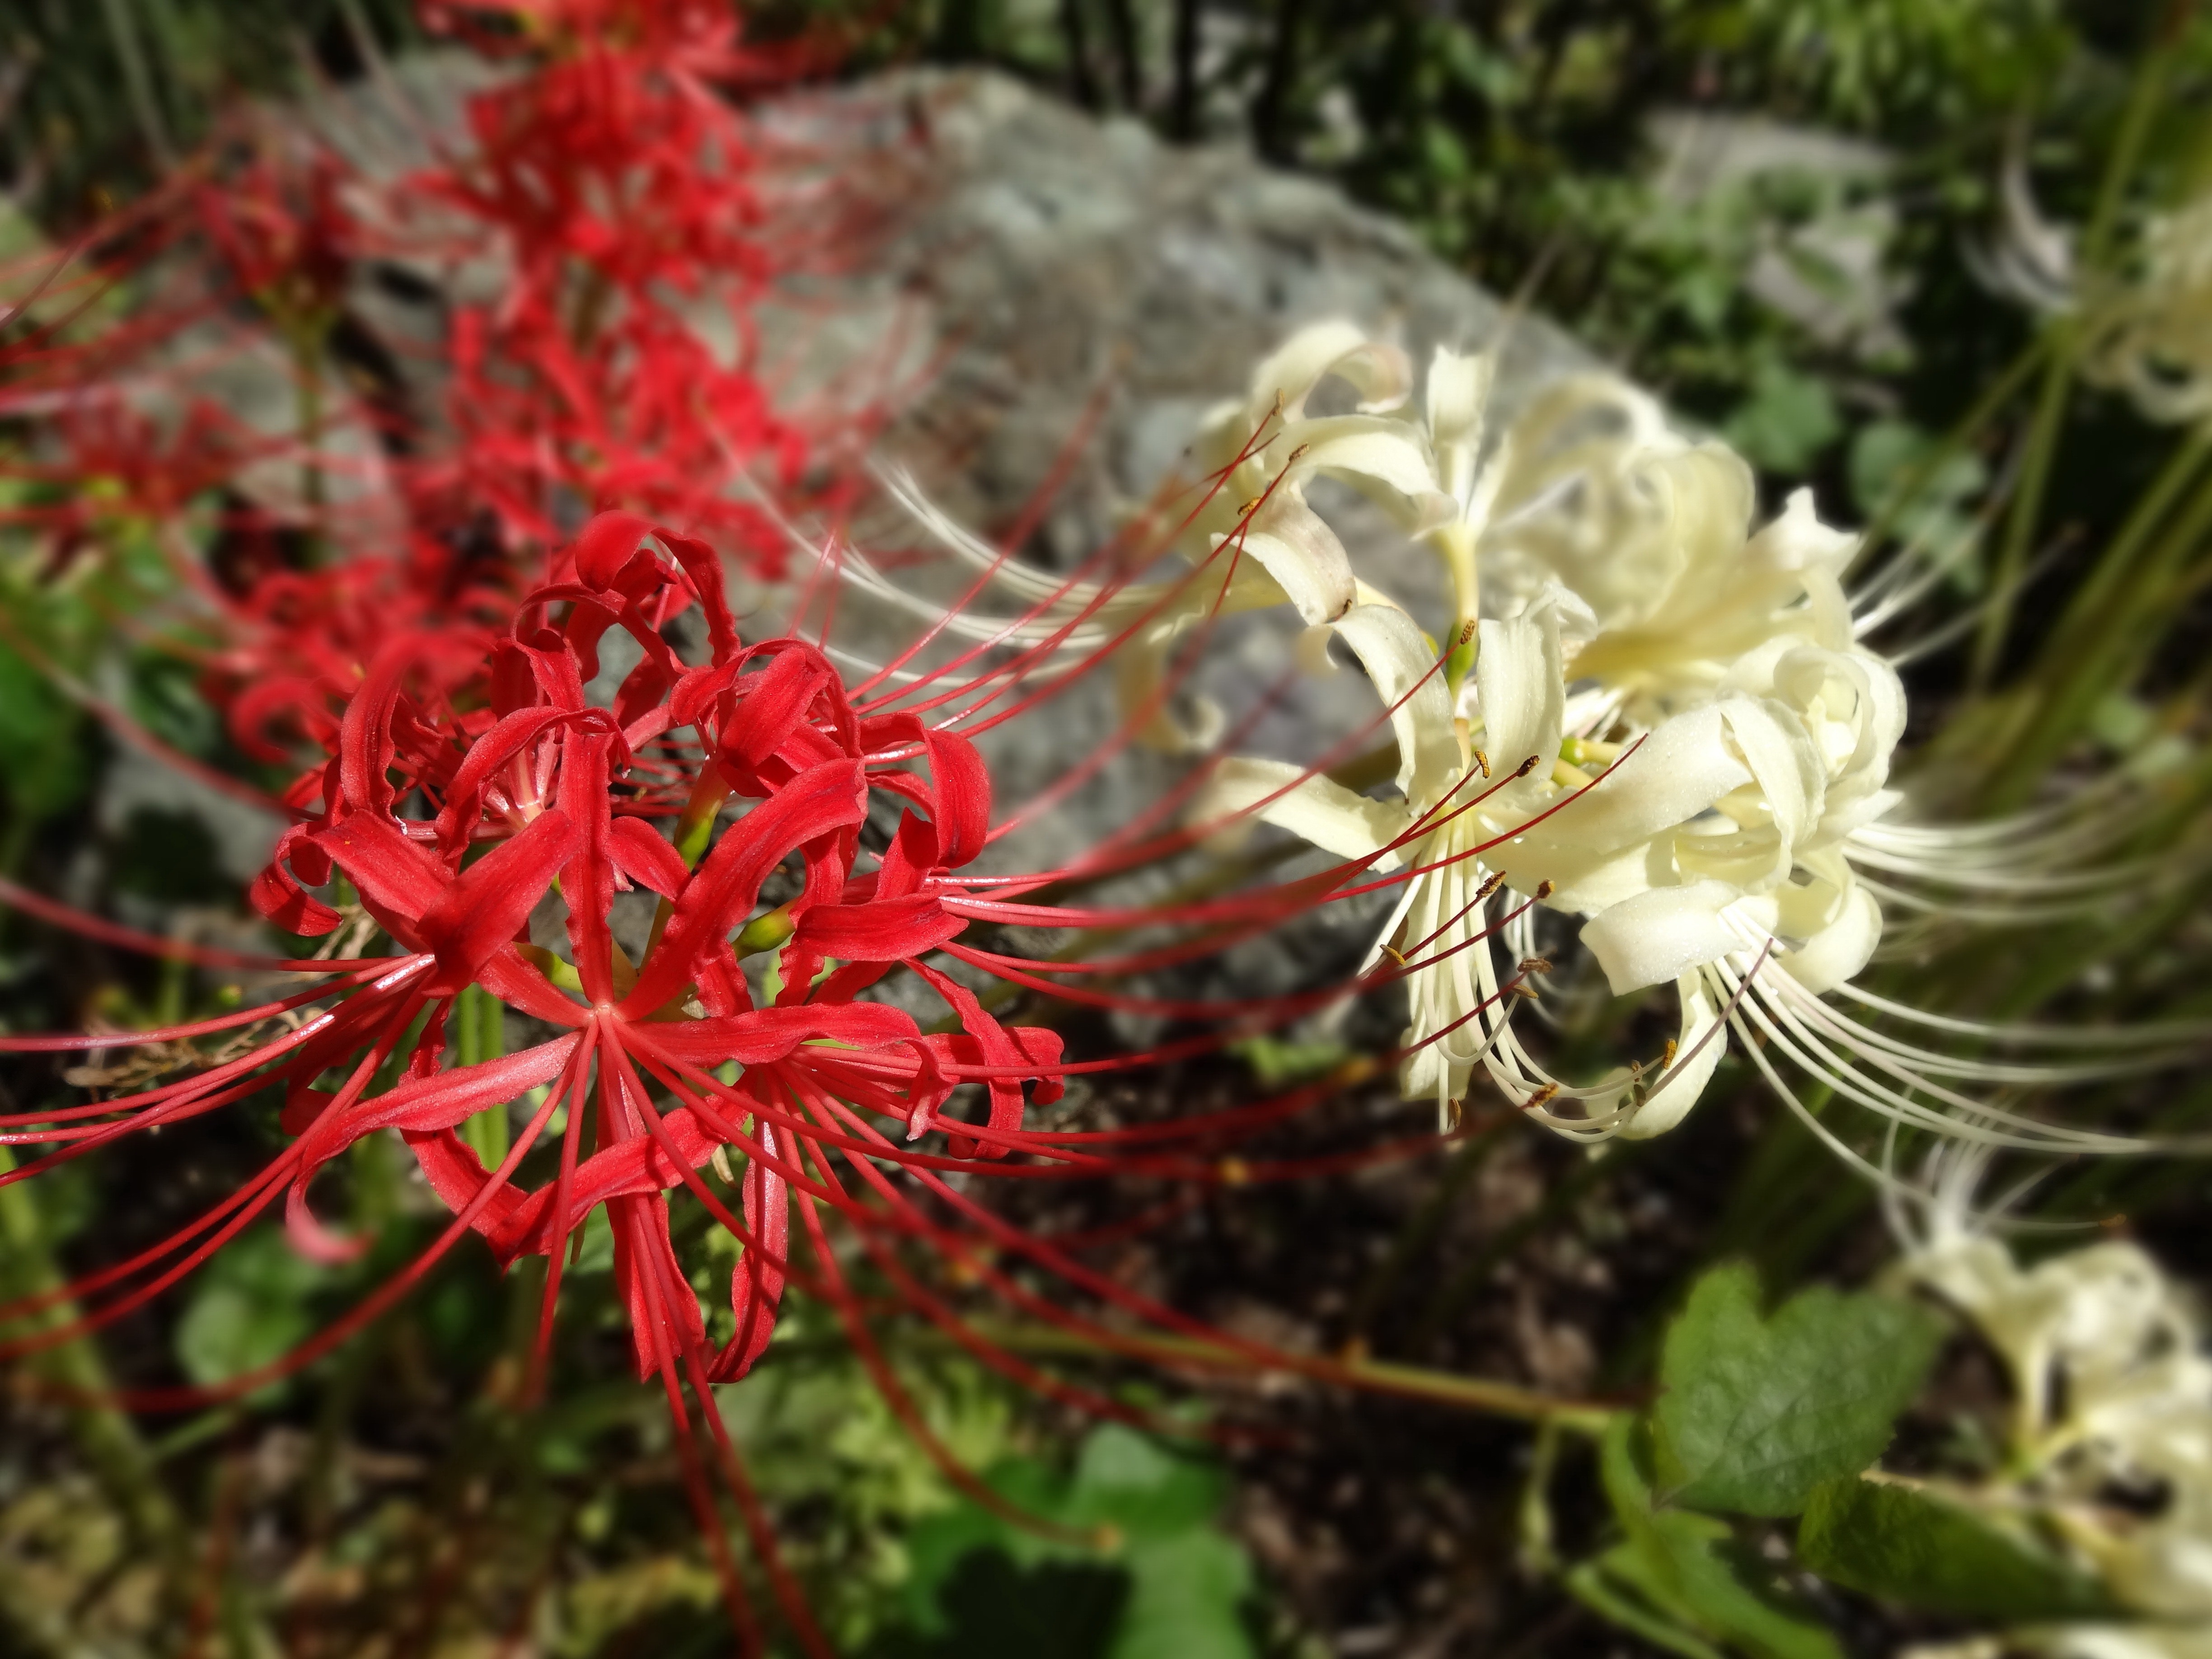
[1905,1219,2212,1659]
[1980,165,2212,429]
[1176,327,2105,1159]
[847,319,2188,1159]
[1178,323,2173,1153]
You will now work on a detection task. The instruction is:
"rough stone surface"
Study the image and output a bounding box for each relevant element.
[742,70,1613,1018]
[761,68,1603,547]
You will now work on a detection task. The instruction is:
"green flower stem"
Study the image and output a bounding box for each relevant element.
[1984,438,2212,810]
[966,1317,1614,1428]
[1970,18,2178,691]
[1435,520,1480,695]
[0,1143,183,1560]
[457,984,510,1170]
[1972,338,2075,691]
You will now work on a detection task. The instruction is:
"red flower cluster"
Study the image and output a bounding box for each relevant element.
[0,0,837,786]
[398,0,817,558]
[0,512,1078,1647]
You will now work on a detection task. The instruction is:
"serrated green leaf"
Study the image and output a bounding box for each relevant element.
[1797,1478,2120,1621]
[1652,1263,1942,1517]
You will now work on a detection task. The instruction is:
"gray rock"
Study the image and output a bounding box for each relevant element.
[740,71,1615,1019]
[758,68,1604,547]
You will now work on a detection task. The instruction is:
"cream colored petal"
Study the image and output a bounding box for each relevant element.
[1617,971,1729,1139]
[1427,346,1492,450]
[1717,695,1823,865]
[1244,322,1412,426]
[1285,418,1455,532]
[1580,879,1745,994]
[1188,756,1411,865]
[1330,602,1460,809]
[1225,499,1355,625]
[1778,879,1882,993]
[1542,704,1753,852]
[1474,605,1564,780]
[1748,486,1858,575]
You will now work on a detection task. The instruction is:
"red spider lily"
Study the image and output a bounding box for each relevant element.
[386,0,820,567]
[191,141,357,335]
[6,0,830,685]
[0,512,1078,1648]
[197,537,517,771]
[420,0,786,299]
[0,471,1585,1645]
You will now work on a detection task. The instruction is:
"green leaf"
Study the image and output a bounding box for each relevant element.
[1579,1416,1844,1659]
[174,1226,330,1394]
[1797,1478,2121,1621]
[893,1425,1253,1659]
[1651,1263,1942,1517]
[1721,363,1841,476]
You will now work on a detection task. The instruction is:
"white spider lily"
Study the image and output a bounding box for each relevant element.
[1188,328,2202,1152]
[833,320,2199,1158]
[1196,593,1775,1137]
[1975,161,2212,429]
[2082,192,2212,429]
[1892,1153,2212,1656]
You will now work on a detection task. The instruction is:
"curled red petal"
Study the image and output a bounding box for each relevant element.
[287,1036,581,1264]
[620,758,866,1017]
[794,894,964,962]
[418,806,581,994]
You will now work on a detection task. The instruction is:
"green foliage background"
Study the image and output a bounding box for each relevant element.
[5,2,2212,1655]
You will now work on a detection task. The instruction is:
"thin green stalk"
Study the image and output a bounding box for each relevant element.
[0,1145,182,1559]
[97,0,173,167]
[1979,431,2212,808]
[1971,18,2178,687]
[967,1317,1613,1427]
[1973,342,2074,689]
[457,984,511,1170]
[2059,460,2212,707]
